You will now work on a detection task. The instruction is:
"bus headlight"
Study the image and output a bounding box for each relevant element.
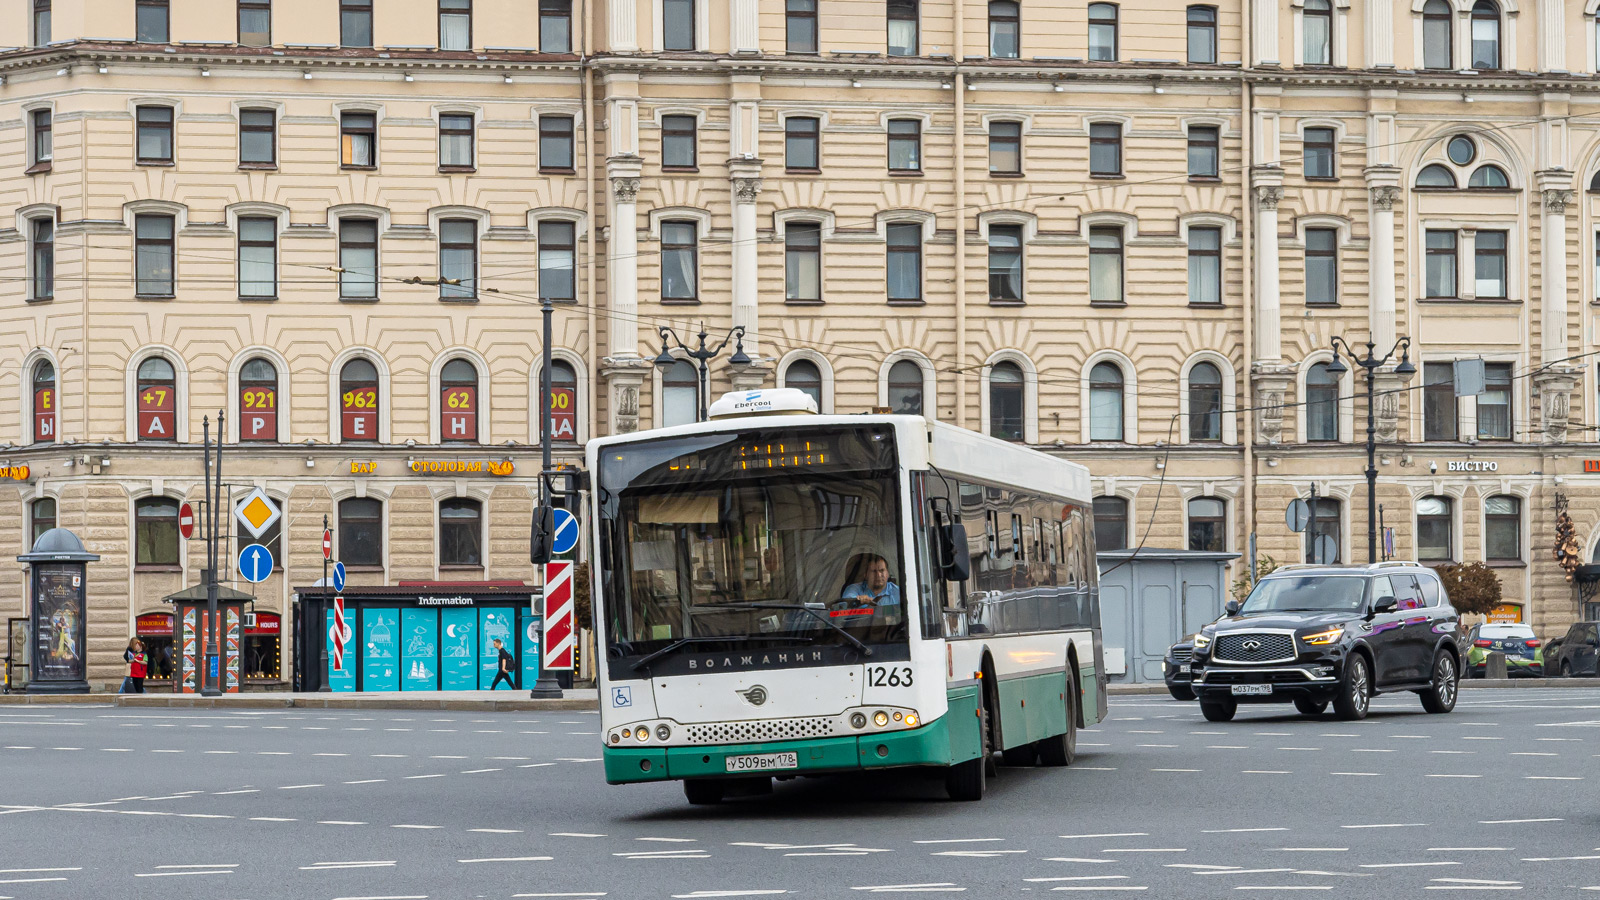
[850,713,867,729]
[637,729,649,742]
[873,711,890,728]
[904,713,919,727]
[656,724,671,741]
[621,728,632,739]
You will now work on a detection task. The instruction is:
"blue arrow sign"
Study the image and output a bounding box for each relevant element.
[332,561,347,593]
[550,508,579,556]
[238,543,274,584]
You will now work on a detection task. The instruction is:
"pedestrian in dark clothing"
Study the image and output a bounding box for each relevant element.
[489,638,516,690]
[121,638,147,694]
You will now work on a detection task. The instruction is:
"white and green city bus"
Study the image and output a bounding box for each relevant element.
[587,388,1106,802]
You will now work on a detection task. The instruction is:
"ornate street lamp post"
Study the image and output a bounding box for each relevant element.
[653,324,753,422]
[1325,336,1416,564]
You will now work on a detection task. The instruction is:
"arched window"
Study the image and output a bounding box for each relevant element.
[661,360,699,427]
[1417,495,1453,561]
[440,498,482,567]
[989,361,1025,442]
[783,359,823,409]
[1422,0,1451,69]
[1306,362,1339,442]
[1088,362,1124,441]
[1303,0,1331,65]
[1303,497,1341,563]
[1087,3,1117,61]
[1467,165,1509,189]
[339,497,383,567]
[136,356,177,442]
[440,358,478,443]
[1471,0,1500,70]
[340,358,379,441]
[887,359,925,415]
[1415,164,1457,188]
[32,359,56,443]
[1187,497,1226,552]
[547,359,579,442]
[988,0,1019,58]
[29,496,55,546]
[135,496,180,566]
[1186,5,1216,63]
[239,357,278,442]
[1093,496,1128,551]
[1484,494,1521,563]
[1187,361,1222,442]
[1589,170,1600,193]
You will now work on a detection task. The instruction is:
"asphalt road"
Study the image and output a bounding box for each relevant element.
[3,687,1600,899]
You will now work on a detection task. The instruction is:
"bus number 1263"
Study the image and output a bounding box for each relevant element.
[866,666,913,687]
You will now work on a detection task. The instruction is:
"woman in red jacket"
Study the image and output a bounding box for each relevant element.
[121,638,148,694]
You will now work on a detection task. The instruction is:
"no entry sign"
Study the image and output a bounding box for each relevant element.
[322,529,332,559]
[542,561,574,671]
[178,502,195,539]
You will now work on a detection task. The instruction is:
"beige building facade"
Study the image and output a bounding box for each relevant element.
[5,0,1600,685]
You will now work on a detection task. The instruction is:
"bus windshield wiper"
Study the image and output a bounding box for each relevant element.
[630,634,812,672]
[723,603,874,657]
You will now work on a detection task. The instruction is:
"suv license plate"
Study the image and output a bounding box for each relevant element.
[725,752,799,773]
[1231,684,1272,696]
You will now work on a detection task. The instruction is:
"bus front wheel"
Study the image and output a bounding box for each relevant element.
[945,698,991,801]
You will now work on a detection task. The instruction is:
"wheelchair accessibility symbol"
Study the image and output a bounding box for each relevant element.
[611,686,632,708]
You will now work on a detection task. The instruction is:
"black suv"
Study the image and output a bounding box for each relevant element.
[1189,562,1461,722]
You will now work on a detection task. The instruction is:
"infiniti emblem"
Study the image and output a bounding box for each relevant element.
[1241,639,1263,651]
[738,685,768,706]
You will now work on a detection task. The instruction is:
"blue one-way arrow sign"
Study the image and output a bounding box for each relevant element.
[550,508,579,556]
[332,561,347,592]
[238,543,274,584]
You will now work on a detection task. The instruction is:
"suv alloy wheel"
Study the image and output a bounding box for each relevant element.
[1332,653,1371,720]
[1419,650,1458,714]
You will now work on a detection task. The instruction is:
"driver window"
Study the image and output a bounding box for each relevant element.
[1369,575,1395,606]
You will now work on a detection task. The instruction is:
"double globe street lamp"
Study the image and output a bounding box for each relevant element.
[1324,336,1416,564]
[653,324,752,422]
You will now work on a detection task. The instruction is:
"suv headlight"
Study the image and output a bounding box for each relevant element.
[1192,633,1211,649]
[1302,627,1344,645]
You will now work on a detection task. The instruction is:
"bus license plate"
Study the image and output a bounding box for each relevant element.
[725,752,798,773]
[1231,684,1272,696]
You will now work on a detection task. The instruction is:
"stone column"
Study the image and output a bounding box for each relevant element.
[730,0,759,53]
[1252,170,1285,363]
[601,159,647,435]
[1252,0,1279,66]
[1538,175,1574,363]
[1366,177,1401,351]
[608,0,638,51]
[1366,0,1394,68]
[1539,0,1565,72]
[727,163,770,391]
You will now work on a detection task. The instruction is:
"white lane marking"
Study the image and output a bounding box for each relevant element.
[392,825,442,830]
[850,885,965,894]
[372,753,407,758]
[212,789,259,795]
[0,869,80,874]
[1233,888,1332,892]
[1203,828,1288,834]
[1425,775,1481,779]
[551,832,607,837]
[1525,855,1600,862]
[1242,771,1292,775]
[1026,877,1128,883]
[1061,833,1148,840]
[315,752,349,757]
[458,856,554,863]
[299,861,397,870]
[430,755,468,760]
[1207,746,1250,750]
[470,828,523,834]
[490,756,532,760]
[519,764,557,769]
[328,895,427,900]
[615,851,712,859]
[1044,858,1119,864]
[1099,849,1187,853]
[1510,752,1558,757]
[930,849,1028,858]
[912,838,1005,844]
[1277,849,1347,853]
[0,878,68,884]
[638,837,698,843]
[256,751,290,756]
[1048,889,1148,893]
[1328,773,1381,777]
[318,821,368,826]
[1429,848,1510,852]
[1432,879,1520,885]
[512,894,607,898]
[345,779,386,785]
[462,768,502,774]
[403,774,447,780]
[132,871,233,878]
[671,891,788,898]
[1524,776,1582,781]
[152,865,239,869]
[1424,889,1520,893]
[1150,768,1201,773]
[250,817,296,822]
[1480,819,1560,825]
[1360,862,1461,869]
[278,784,322,790]
[1341,823,1427,829]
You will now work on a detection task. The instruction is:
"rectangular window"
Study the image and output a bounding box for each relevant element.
[1304,226,1338,305]
[1089,226,1124,304]
[785,116,820,171]
[1187,226,1221,306]
[886,222,922,303]
[1416,498,1452,561]
[538,221,576,302]
[785,222,822,303]
[661,114,698,170]
[1423,361,1458,442]
[539,115,574,171]
[239,108,276,166]
[1425,229,1457,298]
[787,0,817,53]
[137,0,169,43]
[439,0,471,50]
[238,0,271,47]
[29,109,51,172]
[887,0,918,56]
[33,0,50,45]
[439,219,477,299]
[341,111,377,168]
[339,499,383,567]
[1484,496,1520,562]
[1089,122,1121,176]
[540,0,572,52]
[31,219,53,301]
[989,121,1021,175]
[136,106,174,164]
[1094,497,1128,552]
[1088,3,1118,60]
[1187,125,1218,178]
[1474,230,1507,298]
[888,119,921,172]
[990,0,1019,58]
[341,0,373,47]
[988,224,1023,303]
[660,221,698,301]
[339,219,379,300]
[1477,362,1512,440]
[1303,126,1336,179]
[135,214,176,297]
[439,113,474,170]
[663,0,695,50]
[1187,5,1216,63]
[237,216,277,299]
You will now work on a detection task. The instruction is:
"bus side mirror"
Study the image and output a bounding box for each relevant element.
[938,522,971,583]
[530,505,556,565]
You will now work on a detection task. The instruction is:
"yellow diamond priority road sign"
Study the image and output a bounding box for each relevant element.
[234,487,282,539]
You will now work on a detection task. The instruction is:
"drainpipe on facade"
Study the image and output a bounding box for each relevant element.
[582,0,598,442]
[952,0,966,429]
[1239,13,1255,571]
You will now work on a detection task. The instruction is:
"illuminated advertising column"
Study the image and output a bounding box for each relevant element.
[20,528,100,694]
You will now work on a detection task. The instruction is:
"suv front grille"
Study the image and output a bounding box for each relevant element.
[1170,649,1192,665]
[1213,632,1296,664]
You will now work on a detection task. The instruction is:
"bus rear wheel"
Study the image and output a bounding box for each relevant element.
[945,696,991,801]
[683,779,726,805]
[1037,668,1078,767]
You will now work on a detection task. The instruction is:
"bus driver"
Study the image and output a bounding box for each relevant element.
[837,554,901,618]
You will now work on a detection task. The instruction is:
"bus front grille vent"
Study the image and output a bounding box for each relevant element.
[686,717,838,744]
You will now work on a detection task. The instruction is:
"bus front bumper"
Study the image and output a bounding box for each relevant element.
[603,717,953,785]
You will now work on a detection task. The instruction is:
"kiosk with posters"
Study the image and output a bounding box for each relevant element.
[21,528,99,694]
[295,583,539,692]
[164,583,254,694]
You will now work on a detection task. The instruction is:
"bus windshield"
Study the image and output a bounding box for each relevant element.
[597,426,908,675]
